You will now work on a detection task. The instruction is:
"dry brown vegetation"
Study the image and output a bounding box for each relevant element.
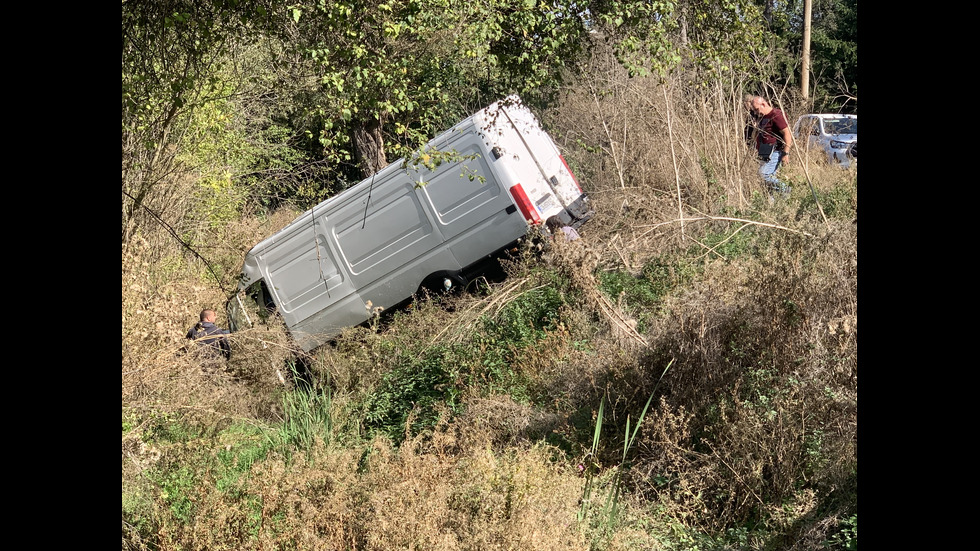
[122,58,857,550]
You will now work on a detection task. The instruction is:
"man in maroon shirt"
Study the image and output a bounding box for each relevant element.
[751,96,793,197]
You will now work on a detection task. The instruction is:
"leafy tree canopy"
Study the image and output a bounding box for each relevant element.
[122,0,856,223]
[280,0,688,183]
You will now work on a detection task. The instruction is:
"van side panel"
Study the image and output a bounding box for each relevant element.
[289,292,368,351]
[422,145,501,228]
[421,141,520,222]
[265,232,342,315]
[415,129,529,267]
[331,173,444,279]
[284,167,458,350]
[229,95,591,352]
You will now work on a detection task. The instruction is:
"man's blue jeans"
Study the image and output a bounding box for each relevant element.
[759,150,791,195]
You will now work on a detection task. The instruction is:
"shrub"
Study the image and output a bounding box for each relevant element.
[482,280,568,347]
[362,345,465,443]
[825,514,857,550]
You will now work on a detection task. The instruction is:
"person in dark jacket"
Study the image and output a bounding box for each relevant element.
[186,308,231,361]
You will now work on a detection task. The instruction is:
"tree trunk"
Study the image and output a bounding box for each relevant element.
[679,10,688,46]
[763,0,774,25]
[351,117,387,179]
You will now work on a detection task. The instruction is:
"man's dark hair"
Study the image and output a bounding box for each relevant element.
[545,215,562,232]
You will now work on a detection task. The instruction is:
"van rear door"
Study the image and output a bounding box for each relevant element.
[476,97,592,225]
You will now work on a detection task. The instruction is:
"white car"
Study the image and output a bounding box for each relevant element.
[792,114,857,168]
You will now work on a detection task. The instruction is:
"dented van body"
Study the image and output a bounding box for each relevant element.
[226,96,592,351]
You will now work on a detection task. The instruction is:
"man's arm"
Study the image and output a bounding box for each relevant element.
[780,125,793,155]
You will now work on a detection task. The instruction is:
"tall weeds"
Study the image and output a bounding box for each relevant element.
[580,361,673,549]
[271,371,335,454]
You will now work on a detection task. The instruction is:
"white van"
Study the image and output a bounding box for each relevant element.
[226,96,592,352]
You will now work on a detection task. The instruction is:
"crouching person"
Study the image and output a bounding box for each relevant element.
[186,308,231,369]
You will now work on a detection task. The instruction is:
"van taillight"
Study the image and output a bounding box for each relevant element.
[509,184,541,224]
[559,155,582,193]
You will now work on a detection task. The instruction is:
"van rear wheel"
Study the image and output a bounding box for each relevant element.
[420,272,467,296]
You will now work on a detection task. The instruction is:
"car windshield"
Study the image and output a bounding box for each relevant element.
[823,118,856,135]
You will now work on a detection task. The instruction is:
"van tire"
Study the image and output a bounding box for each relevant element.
[420,272,467,295]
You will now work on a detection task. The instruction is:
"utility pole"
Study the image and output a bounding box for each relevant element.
[802,0,812,101]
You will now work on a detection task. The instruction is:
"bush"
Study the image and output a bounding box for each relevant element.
[598,256,698,332]
[362,345,465,443]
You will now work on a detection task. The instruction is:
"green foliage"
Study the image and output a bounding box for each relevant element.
[134,418,208,525]
[578,394,620,544]
[359,269,577,443]
[797,181,857,221]
[130,410,201,446]
[177,91,252,228]
[590,0,680,78]
[803,427,829,477]
[269,380,336,455]
[681,0,768,78]
[362,345,464,443]
[154,465,199,523]
[824,514,857,550]
[748,0,858,112]
[740,366,782,420]
[647,520,771,551]
[580,362,671,548]
[215,425,272,495]
[482,283,566,347]
[124,415,286,548]
[471,343,535,402]
[799,0,858,111]
[697,225,758,261]
[121,0,278,236]
[599,271,657,307]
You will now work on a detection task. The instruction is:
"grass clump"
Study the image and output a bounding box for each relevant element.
[597,256,699,332]
[272,381,337,455]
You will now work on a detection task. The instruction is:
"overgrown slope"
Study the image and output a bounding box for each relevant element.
[123,72,857,550]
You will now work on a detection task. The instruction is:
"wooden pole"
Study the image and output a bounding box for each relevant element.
[802,0,812,101]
